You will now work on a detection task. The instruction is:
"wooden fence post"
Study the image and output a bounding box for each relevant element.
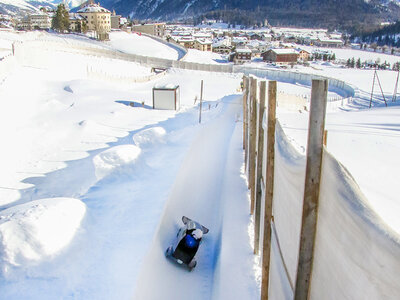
[294,79,328,300]
[243,75,248,150]
[249,77,258,214]
[199,79,203,123]
[254,81,266,255]
[244,76,250,172]
[260,81,277,300]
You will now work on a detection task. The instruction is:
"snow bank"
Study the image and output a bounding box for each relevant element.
[268,121,400,299]
[93,145,141,181]
[132,127,166,148]
[0,198,86,276]
[107,31,179,60]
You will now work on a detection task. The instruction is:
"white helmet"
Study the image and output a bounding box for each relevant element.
[192,229,203,240]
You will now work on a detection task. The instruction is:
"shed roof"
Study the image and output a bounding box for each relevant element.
[154,84,179,90]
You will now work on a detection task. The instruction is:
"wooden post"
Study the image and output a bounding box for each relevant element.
[244,77,250,171]
[199,80,203,123]
[369,70,376,108]
[243,76,248,150]
[294,79,328,300]
[260,81,277,300]
[323,130,328,146]
[249,77,258,214]
[254,81,266,255]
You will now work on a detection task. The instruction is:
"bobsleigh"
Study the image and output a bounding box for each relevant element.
[165,216,209,271]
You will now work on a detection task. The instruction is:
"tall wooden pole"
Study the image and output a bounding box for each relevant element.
[260,81,277,300]
[249,77,258,214]
[392,70,399,102]
[243,76,248,150]
[199,80,203,123]
[254,81,266,255]
[294,79,328,300]
[374,70,387,107]
[369,70,376,108]
[245,77,251,173]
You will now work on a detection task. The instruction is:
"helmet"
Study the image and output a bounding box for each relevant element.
[192,229,203,240]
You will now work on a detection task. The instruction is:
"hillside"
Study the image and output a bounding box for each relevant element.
[100,0,400,29]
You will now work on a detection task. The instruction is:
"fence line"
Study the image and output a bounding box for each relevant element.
[242,75,400,300]
[6,40,356,101]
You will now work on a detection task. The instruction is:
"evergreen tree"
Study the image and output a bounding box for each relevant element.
[331,53,336,61]
[350,57,355,68]
[52,4,70,33]
[356,58,361,68]
[346,58,351,67]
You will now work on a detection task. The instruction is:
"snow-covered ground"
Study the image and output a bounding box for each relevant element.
[107,30,179,60]
[0,29,399,299]
[182,48,226,64]
[300,45,400,65]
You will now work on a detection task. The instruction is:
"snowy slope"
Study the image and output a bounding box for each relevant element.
[0,29,400,299]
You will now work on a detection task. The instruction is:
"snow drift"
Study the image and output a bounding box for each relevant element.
[268,122,400,299]
[0,197,86,277]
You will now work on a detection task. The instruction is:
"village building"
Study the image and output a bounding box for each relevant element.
[229,48,252,64]
[19,12,51,30]
[174,36,195,49]
[77,1,111,40]
[132,23,166,37]
[298,49,311,61]
[69,13,85,32]
[110,10,122,29]
[262,48,299,64]
[315,37,344,48]
[193,39,212,51]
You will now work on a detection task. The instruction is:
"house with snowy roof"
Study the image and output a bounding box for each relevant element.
[194,38,212,51]
[315,37,344,48]
[229,48,252,64]
[261,48,299,64]
[77,1,111,40]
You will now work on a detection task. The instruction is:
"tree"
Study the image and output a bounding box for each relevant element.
[356,58,361,68]
[52,4,70,33]
[350,57,355,68]
[331,53,336,61]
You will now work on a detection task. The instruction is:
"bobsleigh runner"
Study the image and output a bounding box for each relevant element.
[165,216,209,271]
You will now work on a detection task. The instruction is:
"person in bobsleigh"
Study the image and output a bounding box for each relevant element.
[165,216,209,270]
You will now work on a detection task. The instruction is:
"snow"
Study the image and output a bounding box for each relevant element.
[0,197,86,276]
[107,31,179,60]
[132,126,166,147]
[0,28,399,299]
[182,48,225,64]
[93,145,141,181]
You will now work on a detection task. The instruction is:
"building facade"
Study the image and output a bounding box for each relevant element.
[77,2,111,40]
[262,49,299,64]
[132,23,166,37]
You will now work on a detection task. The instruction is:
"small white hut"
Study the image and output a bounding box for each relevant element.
[152,84,180,110]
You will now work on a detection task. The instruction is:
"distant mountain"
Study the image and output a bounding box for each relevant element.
[2,0,400,30]
[99,0,400,29]
[0,0,83,16]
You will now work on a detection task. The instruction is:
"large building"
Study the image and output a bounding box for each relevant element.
[19,12,51,30]
[132,23,166,37]
[77,2,111,40]
[262,48,299,64]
